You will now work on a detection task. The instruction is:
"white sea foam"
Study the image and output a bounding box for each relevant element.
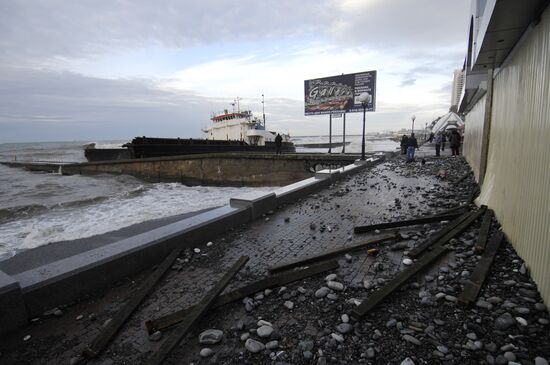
[0,182,269,258]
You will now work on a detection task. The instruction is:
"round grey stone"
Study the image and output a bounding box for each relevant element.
[503,351,516,362]
[315,287,330,298]
[200,348,214,358]
[327,281,344,291]
[400,357,415,365]
[336,323,353,334]
[199,329,224,344]
[535,357,549,365]
[494,313,515,330]
[257,325,273,338]
[266,340,279,350]
[245,338,265,353]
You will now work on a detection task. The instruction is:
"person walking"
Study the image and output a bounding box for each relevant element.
[400,135,408,155]
[428,132,434,143]
[435,132,442,156]
[441,132,446,151]
[450,129,461,156]
[406,133,418,162]
[275,133,283,155]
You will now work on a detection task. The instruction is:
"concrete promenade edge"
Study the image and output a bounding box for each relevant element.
[0,154,385,335]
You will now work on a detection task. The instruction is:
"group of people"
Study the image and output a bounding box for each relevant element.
[400,129,462,162]
[432,129,462,156]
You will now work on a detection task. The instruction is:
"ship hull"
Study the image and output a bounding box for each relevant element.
[85,138,295,161]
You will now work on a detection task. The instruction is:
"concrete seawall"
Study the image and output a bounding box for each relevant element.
[0,156,385,335]
[2,152,363,186]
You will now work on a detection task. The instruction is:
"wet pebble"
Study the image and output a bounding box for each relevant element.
[245,338,265,353]
[199,329,223,344]
[200,348,214,358]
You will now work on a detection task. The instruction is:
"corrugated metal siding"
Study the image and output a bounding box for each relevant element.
[463,94,486,181]
[477,7,550,305]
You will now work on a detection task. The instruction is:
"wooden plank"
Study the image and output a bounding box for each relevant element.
[408,207,486,258]
[459,232,503,304]
[474,209,494,253]
[82,246,183,358]
[351,245,448,320]
[354,212,462,234]
[145,259,339,334]
[269,233,399,273]
[146,256,248,365]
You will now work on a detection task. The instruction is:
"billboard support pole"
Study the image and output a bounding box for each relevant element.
[328,112,332,154]
[342,113,346,153]
[361,104,367,160]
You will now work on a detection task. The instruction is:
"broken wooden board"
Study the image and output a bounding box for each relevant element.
[351,244,448,320]
[146,255,249,365]
[144,259,339,334]
[408,206,486,258]
[354,212,463,234]
[83,246,183,358]
[459,232,503,305]
[474,209,494,253]
[269,233,400,273]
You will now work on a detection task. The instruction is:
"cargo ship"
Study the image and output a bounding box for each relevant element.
[84,109,295,161]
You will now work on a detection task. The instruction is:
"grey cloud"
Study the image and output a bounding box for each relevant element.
[0,0,335,66]
[399,78,416,87]
[0,67,227,142]
[331,0,470,48]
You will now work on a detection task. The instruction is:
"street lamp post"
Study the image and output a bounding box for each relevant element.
[411,115,416,134]
[357,92,371,160]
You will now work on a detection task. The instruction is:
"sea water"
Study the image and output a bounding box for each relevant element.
[0,137,398,259]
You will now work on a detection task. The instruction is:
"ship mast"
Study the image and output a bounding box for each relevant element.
[262,94,266,128]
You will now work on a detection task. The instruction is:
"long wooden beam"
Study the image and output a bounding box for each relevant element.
[353,212,462,234]
[269,233,400,273]
[408,207,486,258]
[458,232,503,304]
[474,209,494,253]
[351,245,448,320]
[146,256,249,365]
[82,246,183,358]
[144,259,339,334]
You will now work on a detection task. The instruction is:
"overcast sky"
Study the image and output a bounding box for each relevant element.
[0,0,470,143]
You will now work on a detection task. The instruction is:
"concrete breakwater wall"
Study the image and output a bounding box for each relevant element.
[0,156,384,335]
[3,153,362,186]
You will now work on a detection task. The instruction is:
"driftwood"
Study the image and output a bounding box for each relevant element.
[146,256,249,365]
[459,232,503,304]
[145,259,339,334]
[83,246,183,358]
[351,245,448,320]
[269,233,400,273]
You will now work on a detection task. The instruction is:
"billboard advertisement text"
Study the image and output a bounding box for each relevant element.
[304,71,376,115]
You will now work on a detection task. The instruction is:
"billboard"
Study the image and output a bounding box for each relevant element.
[304,71,376,115]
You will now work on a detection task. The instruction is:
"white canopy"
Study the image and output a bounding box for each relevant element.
[431,112,464,134]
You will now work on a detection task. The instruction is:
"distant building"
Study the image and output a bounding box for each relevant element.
[450,69,464,111]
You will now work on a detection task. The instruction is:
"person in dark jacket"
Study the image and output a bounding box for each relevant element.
[400,135,408,155]
[275,133,283,154]
[441,132,446,151]
[428,132,434,143]
[450,129,461,156]
[435,132,443,156]
[406,133,418,162]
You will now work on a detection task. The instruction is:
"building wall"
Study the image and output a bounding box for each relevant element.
[477,7,550,304]
[462,93,486,181]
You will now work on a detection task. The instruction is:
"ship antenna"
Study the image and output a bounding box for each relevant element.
[235,97,241,113]
[262,94,266,128]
